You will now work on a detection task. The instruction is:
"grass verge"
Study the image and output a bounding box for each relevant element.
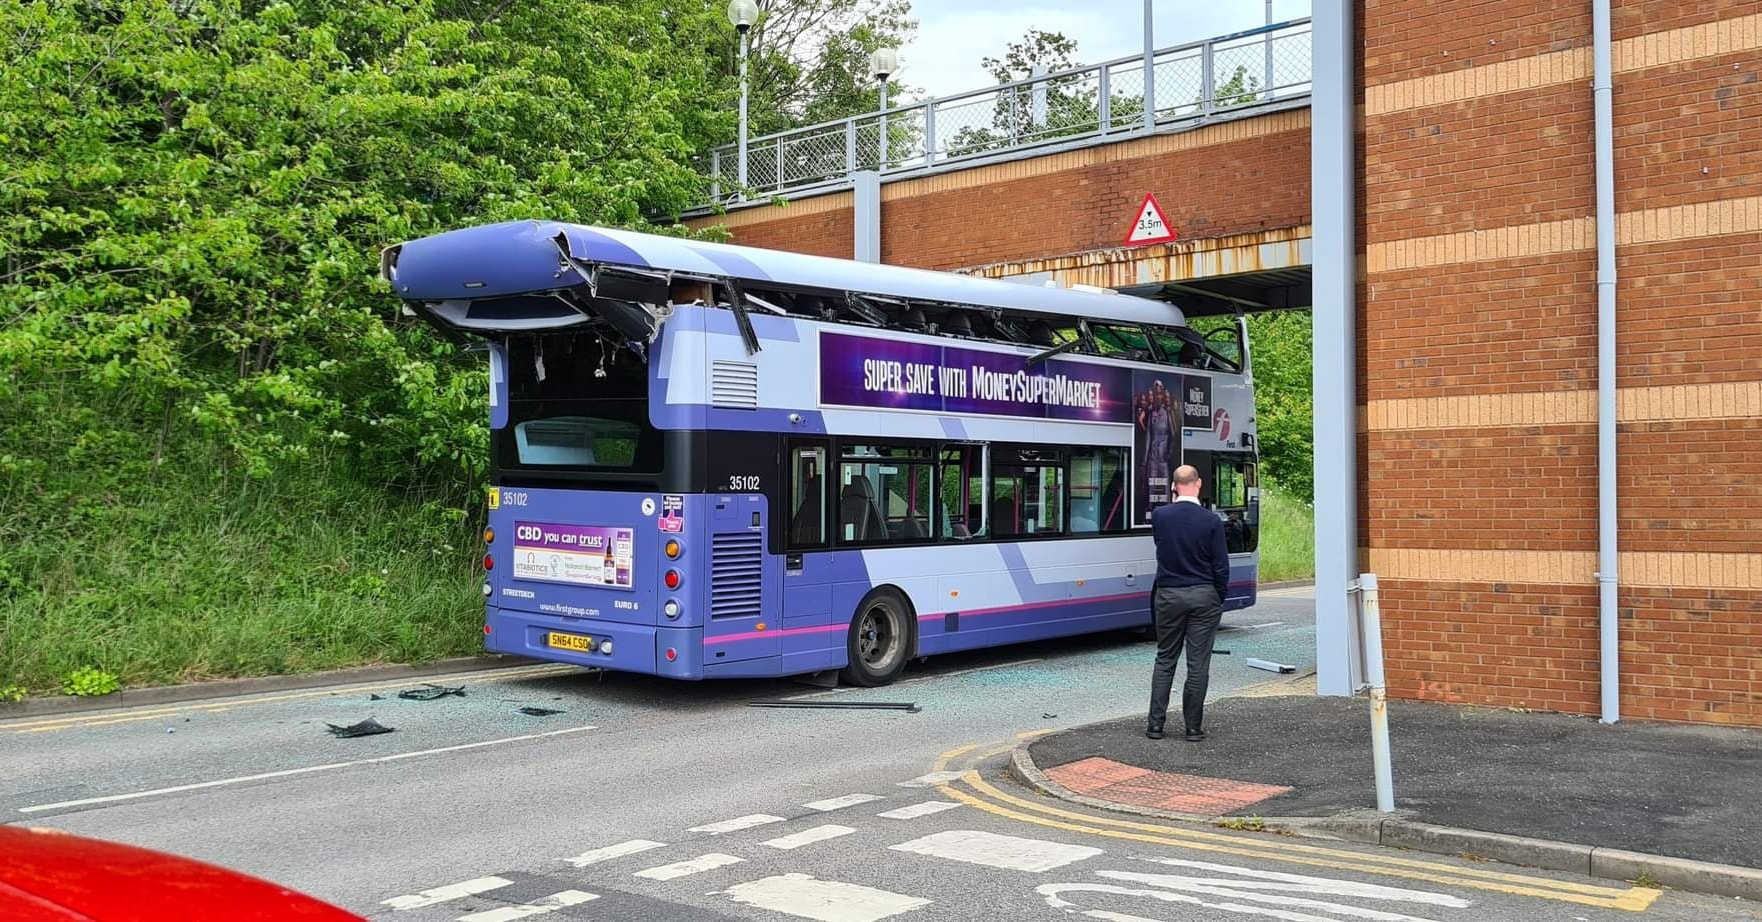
[2,419,482,695]
[1258,484,1315,582]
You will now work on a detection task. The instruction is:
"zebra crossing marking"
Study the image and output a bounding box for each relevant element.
[456,889,598,922]
[635,852,745,881]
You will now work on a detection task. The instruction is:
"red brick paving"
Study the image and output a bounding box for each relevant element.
[1045,756,1292,817]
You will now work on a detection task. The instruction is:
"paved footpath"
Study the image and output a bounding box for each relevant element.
[4,587,1753,921]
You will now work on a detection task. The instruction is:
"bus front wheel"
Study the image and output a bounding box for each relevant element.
[841,590,913,687]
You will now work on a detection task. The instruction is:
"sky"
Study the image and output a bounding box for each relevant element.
[894,0,1312,102]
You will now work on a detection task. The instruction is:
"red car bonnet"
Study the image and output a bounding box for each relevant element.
[0,827,362,922]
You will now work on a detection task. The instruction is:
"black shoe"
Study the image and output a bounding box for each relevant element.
[1184,729,1206,741]
[1145,727,1165,740]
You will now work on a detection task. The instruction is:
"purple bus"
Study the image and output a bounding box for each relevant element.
[383,221,1260,686]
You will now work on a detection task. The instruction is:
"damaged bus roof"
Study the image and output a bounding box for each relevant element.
[381,220,1188,328]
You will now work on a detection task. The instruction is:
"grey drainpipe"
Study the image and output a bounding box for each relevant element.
[1593,0,1620,724]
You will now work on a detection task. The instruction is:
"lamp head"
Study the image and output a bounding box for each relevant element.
[726,0,758,34]
[869,47,899,83]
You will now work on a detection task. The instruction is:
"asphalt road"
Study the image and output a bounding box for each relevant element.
[3,587,1748,921]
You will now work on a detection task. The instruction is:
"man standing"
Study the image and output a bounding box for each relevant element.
[1146,464,1230,741]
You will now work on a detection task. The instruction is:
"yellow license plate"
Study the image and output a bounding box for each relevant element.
[546,631,594,652]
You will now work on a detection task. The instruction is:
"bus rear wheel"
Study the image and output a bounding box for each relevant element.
[841,590,912,687]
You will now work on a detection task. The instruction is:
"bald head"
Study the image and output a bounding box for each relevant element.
[1173,464,1202,498]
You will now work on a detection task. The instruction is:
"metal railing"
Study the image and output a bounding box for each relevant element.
[705,18,1311,204]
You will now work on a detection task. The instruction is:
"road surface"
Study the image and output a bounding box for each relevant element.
[3,587,1745,921]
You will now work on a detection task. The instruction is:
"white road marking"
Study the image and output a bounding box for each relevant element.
[765,824,857,850]
[895,771,964,788]
[457,890,598,922]
[19,726,598,814]
[722,873,932,922]
[1248,621,1287,629]
[635,853,745,881]
[803,793,884,812]
[689,814,787,835]
[877,800,962,820]
[890,829,1101,872]
[382,876,512,910]
[1133,858,1471,907]
[562,839,666,867]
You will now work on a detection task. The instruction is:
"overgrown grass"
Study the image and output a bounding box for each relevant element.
[1258,484,1315,582]
[1,393,482,695]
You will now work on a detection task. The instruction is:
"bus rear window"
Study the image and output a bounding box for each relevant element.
[513,416,639,467]
[496,335,660,474]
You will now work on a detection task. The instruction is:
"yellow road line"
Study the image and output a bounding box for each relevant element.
[2,664,583,734]
[931,738,1659,913]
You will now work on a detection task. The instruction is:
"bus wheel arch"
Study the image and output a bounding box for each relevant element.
[840,586,917,687]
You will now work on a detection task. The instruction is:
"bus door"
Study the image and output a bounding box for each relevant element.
[702,491,781,666]
[778,443,838,665]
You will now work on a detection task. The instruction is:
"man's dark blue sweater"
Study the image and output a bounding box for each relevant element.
[1151,499,1230,600]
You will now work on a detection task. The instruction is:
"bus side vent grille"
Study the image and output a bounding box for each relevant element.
[710,532,764,620]
[710,360,760,409]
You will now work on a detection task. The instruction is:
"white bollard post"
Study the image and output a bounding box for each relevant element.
[1358,572,1395,813]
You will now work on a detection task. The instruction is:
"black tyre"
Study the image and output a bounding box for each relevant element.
[840,589,913,687]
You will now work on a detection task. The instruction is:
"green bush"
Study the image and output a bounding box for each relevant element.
[61,667,121,697]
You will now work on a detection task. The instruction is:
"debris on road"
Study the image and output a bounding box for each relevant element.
[398,683,466,701]
[1042,713,1058,719]
[749,699,920,713]
[518,706,564,717]
[326,718,395,738]
[369,693,384,701]
[1245,657,1297,674]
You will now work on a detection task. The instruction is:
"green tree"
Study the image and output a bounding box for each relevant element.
[946,29,1097,158]
[743,0,917,134]
[1194,312,1313,501]
[0,0,728,486]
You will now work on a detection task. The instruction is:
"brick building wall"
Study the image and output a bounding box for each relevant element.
[1359,0,1762,725]
[686,110,1311,270]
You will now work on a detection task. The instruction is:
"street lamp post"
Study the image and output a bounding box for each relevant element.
[869,47,898,171]
[727,0,758,193]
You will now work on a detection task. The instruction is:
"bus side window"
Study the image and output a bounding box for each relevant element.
[1211,454,1259,554]
[939,444,985,539]
[991,447,1065,537]
[788,445,828,547]
[1069,447,1127,534]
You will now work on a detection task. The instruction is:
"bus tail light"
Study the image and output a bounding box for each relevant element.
[665,648,678,662]
[664,539,681,559]
[483,527,495,543]
[663,599,681,619]
[483,554,494,571]
[664,569,681,590]
[483,623,492,635]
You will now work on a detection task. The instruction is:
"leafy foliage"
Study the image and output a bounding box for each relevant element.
[742,0,917,134]
[1190,313,1312,502]
[1,0,728,483]
[62,666,121,697]
[0,0,731,689]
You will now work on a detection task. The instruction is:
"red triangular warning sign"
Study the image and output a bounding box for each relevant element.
[1123,192,1177,246]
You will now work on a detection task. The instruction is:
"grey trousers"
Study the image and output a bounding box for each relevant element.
[1147,584,1224,732]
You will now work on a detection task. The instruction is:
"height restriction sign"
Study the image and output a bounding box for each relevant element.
[1123,192,1177,246]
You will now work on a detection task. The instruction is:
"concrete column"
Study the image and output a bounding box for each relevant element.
[1311,0,1359,696]
[853,170,881,263]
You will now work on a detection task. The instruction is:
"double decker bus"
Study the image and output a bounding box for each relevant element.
[383,221,1261,686]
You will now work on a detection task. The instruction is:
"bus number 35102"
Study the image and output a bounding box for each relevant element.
[728,475,762,492]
